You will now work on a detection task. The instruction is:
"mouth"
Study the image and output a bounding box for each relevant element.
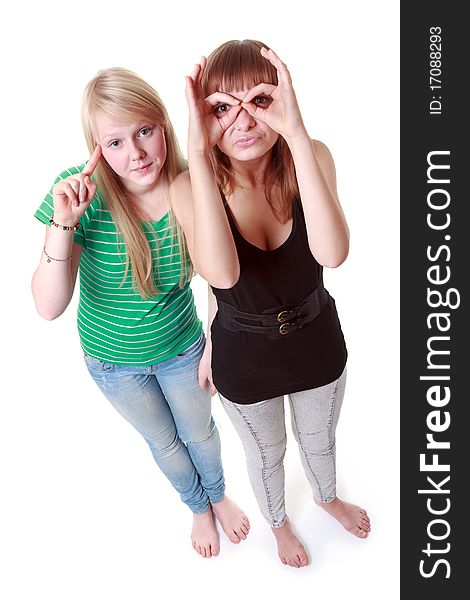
[234,135,261,148]
[132,162,153,174]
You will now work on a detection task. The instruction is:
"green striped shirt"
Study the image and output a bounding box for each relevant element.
[35,164,202,365]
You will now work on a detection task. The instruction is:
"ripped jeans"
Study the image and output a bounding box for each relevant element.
[84,333,224,514]
[219,368,346,527]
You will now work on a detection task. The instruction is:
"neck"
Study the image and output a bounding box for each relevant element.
[126,178,169,221]
[230,152,272,190]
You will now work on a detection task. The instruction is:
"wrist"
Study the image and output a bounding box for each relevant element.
[284,126,311,148]
[50,215,80,230]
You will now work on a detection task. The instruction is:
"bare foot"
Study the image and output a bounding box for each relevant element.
[211,495,250,544]
[314,497,371,538]
[272,518,309,568]
[191,508,220,558]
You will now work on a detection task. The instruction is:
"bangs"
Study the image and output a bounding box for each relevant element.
[86,68,166,135]
[203,39,278,95]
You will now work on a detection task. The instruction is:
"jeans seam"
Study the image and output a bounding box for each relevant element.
[327,378,340,496]
[291,377,340,503]
[290,401,324,500]
[230,401,281,526]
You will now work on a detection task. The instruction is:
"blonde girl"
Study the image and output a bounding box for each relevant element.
[32,67,249,559]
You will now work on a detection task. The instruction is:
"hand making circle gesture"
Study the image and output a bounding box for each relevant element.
[241,47,307,142]
[185,58,242,154]
[52,145,102,225]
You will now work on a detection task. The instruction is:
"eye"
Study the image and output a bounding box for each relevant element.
[213,103,231,118]
[253,95,273,107]
[109,140,121,148]
[138,127,152,137]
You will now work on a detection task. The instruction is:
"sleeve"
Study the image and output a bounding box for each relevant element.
[34,164,96,247]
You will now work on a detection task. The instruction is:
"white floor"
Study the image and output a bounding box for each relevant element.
[2,316,399,599]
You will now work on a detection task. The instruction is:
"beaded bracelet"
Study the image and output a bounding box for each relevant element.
[43,246,72,263]
[50,216,80,231]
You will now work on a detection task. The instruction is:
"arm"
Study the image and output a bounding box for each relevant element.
[32,228,82,320]
[32,146,101,319]
[243,48,349,268]
[197,285,218,395]
[176,59,241,288]
[170,169,238,288]
[286,136,349,268]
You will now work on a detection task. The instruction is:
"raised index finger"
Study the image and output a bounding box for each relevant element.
[83,145,102,176]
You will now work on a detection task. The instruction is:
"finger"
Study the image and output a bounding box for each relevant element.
[204,91,240,108]
[79,177,87,203]
[196,56,206,95]
[219,104,242,130]
[240,101,266,121]
[242,83,277,104]
[83,145,102,176]
[190,61,200,82]
[59,178,80,201]
[208,377,217,396]
[260,47,292,83]
[61,182,80,208]
[185,75,197,106]
[83,176,97,204]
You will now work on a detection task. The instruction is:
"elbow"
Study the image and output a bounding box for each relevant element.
[322,250,349,269]
[195,260,240,289]
[316,242,349,269]
[35,304,64,321]
[208,266,240,289]
[32,289,64,321]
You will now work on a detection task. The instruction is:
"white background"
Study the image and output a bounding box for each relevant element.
[1,1,399,598]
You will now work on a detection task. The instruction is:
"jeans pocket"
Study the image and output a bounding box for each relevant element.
[84,354,115,374]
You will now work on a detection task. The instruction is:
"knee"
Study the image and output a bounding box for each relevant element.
[298,429,335,457]
[260,435,287,471]
[147,430,182,457]
[183,418,218,445]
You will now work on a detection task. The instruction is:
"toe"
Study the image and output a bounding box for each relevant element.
[295,554,304,568]
[357,528,368,538]
[229,531,241,544]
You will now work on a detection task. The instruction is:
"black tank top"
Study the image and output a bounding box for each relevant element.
[211,198,347,404]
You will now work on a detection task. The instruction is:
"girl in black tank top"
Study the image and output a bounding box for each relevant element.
[182,39,371,567]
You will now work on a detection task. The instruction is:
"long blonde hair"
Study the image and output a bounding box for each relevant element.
[81,67,190,298]
[202,40,300,222]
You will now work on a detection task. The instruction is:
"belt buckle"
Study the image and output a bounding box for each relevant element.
[277,310,291,323]
[279,321,296,335]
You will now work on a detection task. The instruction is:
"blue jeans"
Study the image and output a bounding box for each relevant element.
[84,333,225,514]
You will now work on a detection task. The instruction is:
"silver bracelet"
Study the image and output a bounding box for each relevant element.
[43,246,72,263]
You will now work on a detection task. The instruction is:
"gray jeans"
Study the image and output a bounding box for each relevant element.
[219,367,346,527]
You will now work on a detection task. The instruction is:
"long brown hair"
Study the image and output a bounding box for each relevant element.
[81,67,190,297]
[202,40,300,221]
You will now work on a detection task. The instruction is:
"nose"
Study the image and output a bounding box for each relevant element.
[234,107,256,131]
[129,141,145,161]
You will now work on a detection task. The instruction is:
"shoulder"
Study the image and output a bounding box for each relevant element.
[170,169,191,198]
[311,139,337,188]
[311,139,334,163]
[169,169,193,225]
